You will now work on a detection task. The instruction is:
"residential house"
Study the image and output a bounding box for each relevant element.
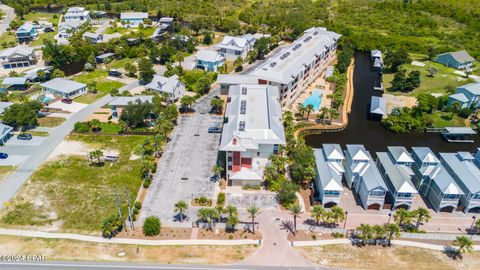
[411,147,463,212]
[23,66,52,82]
[108,96,153,119]
[82,32,103,44]
[145,74,185,102]
[0,123,13,145]
[440,152,480,213]
[313,144,345,207]
[195,50,225,72]
[0,102,13,115]
[64,7,90,22]
[15,22,38,43]
[216,34,255,60]
[40,78,87,99]
[95,53,115,63]
[57,20,84,38]
[159,17,174,26]
[219,84,285,186]
[369,96,386,120]
[435,50,475,70]
[344,144,388,210]
[120,12,149,27]
[0,77,28,91]
[447,83,480,109]
[0,46,36,69]
[371,50,383,72]
[376,147,418,210]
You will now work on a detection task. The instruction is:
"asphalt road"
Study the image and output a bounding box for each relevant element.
[0,261,327,270]
[0,95,113,208]
[0,4,15,36]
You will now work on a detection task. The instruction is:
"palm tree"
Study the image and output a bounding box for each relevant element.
[311,205,325,226]
[330,206,346,227]
[393,209,412,227]
[297,103,306,120]
[152,133,164,157]
[383,223,401,246]
[329,108,339,121]
[372,225,386,245]
[225,205,238,231]
[305,104,314,119]
[318,107,329,123]
[247,205,260,234]
[174,200,188,222]
[89,119,101,132]
[210,98,224,114]
[289,204,302,234]
[175,52,184,66]
[452,236,473,255]
[211,164,224,180]
[197,208,218,231]
[413,207,431,230]
[356,224,373,245]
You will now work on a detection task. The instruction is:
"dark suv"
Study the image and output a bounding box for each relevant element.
[17,133,33,140]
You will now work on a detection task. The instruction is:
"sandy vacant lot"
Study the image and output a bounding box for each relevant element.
[297,244,480,270]
[383,94,417,114]
[0,235,257,264]
[46,140,94,161]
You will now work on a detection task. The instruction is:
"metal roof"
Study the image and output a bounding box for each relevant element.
[314,148,344,191]
[108,96,153,106]
[0,123,13,137]
[0,102,13,115]
[96,53,115,59]
[444,127,476,135]
[40,78,87,94]
[216,74,259,85]
[196,50,224,63]
[120,12,148,20]
[440,152,480,194]
[1,77,27,86]
[0,46,34,58]
[377,152,417,194]
[370,96,386,115]
[438,50,475,64]
[449,93,469,103]
[344,144,387,191]
[388,146,414,163]
[145,74,185,96]
[457,82,480,96]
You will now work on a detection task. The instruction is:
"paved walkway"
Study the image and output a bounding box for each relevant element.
[238,209,314,267]
[0,95,113,209]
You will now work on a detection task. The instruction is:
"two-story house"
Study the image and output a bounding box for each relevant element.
[376,147,418,210]
[216,35,255,60]
[313,144,345,207]
[344,144,388,210]
[0,46,36,69]
[448,83,480,109]
[145,74,185,102]
[15,22,38,43]
[219,84,285,186]
[411,147,463,212]
[195,50,225,72]
[64,7,90,22]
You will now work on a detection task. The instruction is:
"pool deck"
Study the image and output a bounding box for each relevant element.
[289,74,333,118]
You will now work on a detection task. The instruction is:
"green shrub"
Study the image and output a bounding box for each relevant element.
[134,201,142,210]
[101,213,123,238]
[143,216,161,236]
[228,234,234,240]
[74,122,91,133]
[458,108,472,118]
[217,192,225,206]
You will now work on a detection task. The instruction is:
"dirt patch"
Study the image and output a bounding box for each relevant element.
[197,228,261,240]
[47,140,94,161]
[299,189,313,211]
[0,235,257,264]
[297,244,480,270]
[117,227,192,240]
[287,229,338,241]
[383,94,417,114]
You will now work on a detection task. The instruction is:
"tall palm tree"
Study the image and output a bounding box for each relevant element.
[197,208,218,231]
[393,209,412,227]
[175,52,184,66]
[383,223,401,246]
[318,107,329,123]
[305,104,314,119]
[452,236,473,255]
[289,204,302,234]
[174,200,188,222]
[330,206,346,227]
[329,108,339,121]
[311,205,325,226]
[247,205,260,234]
[356,224,373,245]
[413,207,431,230]
[211,164,224,180]
[372,225,386,245]
[297,103,306,120]
[225,205,238,231]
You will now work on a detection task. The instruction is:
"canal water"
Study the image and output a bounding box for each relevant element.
[304,53,480,154]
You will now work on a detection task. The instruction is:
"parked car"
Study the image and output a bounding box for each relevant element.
[0,153,8,159]
[17,133,33,140]
[108,69,122,77]
[61,98,73,104]
[208,127,222,133]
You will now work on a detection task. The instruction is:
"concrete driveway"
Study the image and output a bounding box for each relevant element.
[140,89,222,225]
[48,100,88,113]
[0,155,28,166]
[5,136,46,146]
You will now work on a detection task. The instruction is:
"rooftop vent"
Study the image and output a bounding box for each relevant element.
[313,31,318,35]
[241,86,247,95]
[304,36,312,43]
[280,52,290,60]
[238,121,246,131]
[270,61,277,67]
[292,44,302,51]
[240,100,246,114]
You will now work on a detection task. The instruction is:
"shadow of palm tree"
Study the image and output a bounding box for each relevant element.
[444,245,462,260]
[280,220,295,234]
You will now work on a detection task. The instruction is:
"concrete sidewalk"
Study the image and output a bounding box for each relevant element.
[0,228,259,246]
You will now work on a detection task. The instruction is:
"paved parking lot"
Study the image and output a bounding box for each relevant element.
[139,90,222,224]
[4,136,46,147]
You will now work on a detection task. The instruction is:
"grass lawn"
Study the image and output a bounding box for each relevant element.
[0,166,16,182]
[37,116,66,127]
[428,112,467,128]
[0,32,17,48]
[383,54,475,97]
[28,130,49,137]
[99,122,122,134]
[74,92,106,104]
[297,244,480,270]
[104,26,135,35]
[107,58,136,70]
[29,31,55,47]
[72,70,125,103]
[22,12,59,24]
[0,134,149,231]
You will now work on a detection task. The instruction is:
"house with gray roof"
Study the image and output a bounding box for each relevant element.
[83,32,103,44]
[447,82,480,109]
[376,147,418,210]
[344,144,388,210]
[108,95,153,119]
[216,34,255,60]
[435,50,475,70]
[64,7,90,22]
[145,74,185,102]
[0,123,13,145]
[0,77,28,91]
[411,147,463,212]
[440,152,480,213]
[370,96,386,120]
[195,50,225,72]
[371,50,383,72]
[220,84,285,186]
[57,20,84,39]
[40,78,87,99]
[313,144,345,207]
[0,46,36,69]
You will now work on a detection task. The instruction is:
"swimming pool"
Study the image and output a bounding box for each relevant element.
[303,90,323,111]
[41,96,54,103]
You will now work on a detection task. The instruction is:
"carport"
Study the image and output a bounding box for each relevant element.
[1,77,28,91]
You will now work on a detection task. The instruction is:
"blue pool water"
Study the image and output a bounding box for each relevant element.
[303,90,323,111]
[41,96,54,104]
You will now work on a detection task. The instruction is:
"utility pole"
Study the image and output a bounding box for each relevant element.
[125,188,135,231]
[113,185,125,230]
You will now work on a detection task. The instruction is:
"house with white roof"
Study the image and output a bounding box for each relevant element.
[82,32,103,44]
[0,46,36,69]
[40,78,87,99]
[447,83,480,109]
[216,34,255,60]
[313,144,345,207]
[344,144,388,210]
[370,96,386,120]
[16,22,38,43]
[195,50,225,72]
[120,12,149,27]
[64,7,90,22]
[57,20,84,38]
[108,95,154,119]
[440,151,480,213]
[0,123,14,145]
[219,84,285,186]
[376,146,418,210]
[145,74,185,102]
[411,147,463,212]
[371,50,383,72]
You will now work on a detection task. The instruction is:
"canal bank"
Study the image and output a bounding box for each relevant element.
[304,52,479,153]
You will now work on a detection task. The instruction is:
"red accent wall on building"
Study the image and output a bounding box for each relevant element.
[233,152,241,172]
[241,158,252,169]
[258,79,267,85]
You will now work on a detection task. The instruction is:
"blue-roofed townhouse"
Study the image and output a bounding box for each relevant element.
[313,144,345,207]
[120,12,149,28]
[15,22,38,43]
[411,147,463,212]
[344,144,388,210]
[195,50,225,72]
[435,50,475,70]
[40,78,87,99]
[447,83,480,109]
[376,147,418,210]
[440,152,480,213]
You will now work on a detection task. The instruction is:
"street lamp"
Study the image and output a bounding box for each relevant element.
[470,215,477,230]
[343,211,349,229]
[387,211,393,224]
